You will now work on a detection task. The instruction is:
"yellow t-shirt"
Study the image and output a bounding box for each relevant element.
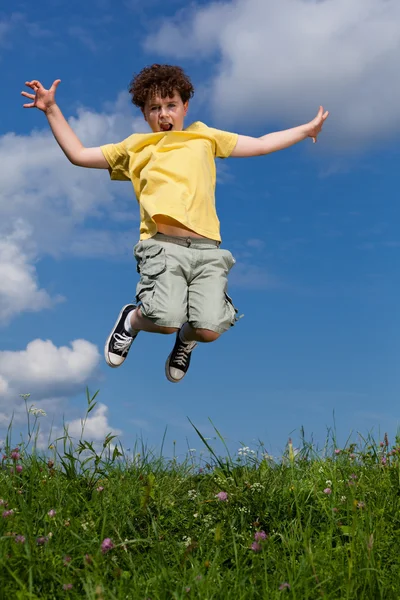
[100,121,238,241]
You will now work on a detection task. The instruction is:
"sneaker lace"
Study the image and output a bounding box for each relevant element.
[174,342,196,367]
[112,332,133,354]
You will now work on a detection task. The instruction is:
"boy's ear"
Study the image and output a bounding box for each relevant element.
[184,101,189,115]
[141,108,147,122]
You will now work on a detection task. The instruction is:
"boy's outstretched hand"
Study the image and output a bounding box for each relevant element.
[305,106,329,143]
[21,79,61,113]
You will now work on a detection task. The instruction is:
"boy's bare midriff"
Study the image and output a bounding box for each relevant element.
[153,214,209,239]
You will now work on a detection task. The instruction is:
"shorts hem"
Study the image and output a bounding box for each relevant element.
[145,317,183,329]
[189,321,232,334]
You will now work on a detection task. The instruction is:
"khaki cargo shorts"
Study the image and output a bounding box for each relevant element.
[133,233,240,334]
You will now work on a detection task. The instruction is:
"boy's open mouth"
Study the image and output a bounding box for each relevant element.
[160,123,173,131]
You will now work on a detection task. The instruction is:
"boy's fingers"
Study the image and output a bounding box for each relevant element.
[49,79,61,92]
[22,102,35,108]
[21,91,35,99]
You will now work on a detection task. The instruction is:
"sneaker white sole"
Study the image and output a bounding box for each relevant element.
[104,304,135,368]
[165,353,184,383]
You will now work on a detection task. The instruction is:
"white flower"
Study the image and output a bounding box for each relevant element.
[182,536,192,547]
[28,405,46,417]
[250,483,264,492]
[340,495,347,503]
[325,480,332,486]
[188,489,198,500]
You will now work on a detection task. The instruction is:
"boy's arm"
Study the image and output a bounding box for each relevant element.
[22,79,109,169]
[230,106,329,158]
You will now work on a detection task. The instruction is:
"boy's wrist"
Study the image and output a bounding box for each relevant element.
[300,123,312,139]
[44,103,58,116]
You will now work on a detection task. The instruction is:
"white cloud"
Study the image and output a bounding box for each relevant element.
[144,0,400,147]
[67,402,122,441]
[0,92,145,324]
[0,224,61,324]
[0,338,100,402]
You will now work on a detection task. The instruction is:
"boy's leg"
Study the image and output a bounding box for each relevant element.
[105,237,188,368]
[104,304,178,369]
[165,245,239,383]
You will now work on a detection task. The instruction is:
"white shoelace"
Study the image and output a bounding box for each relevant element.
[174,342,196,367]
[112,332,133,355]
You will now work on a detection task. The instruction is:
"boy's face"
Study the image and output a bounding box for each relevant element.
[142,90,189,133]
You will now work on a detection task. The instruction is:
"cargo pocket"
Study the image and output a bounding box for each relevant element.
[135,244,166,316]
[225,292,242,327]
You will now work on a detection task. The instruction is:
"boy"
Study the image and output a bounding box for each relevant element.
[22,64,328,383]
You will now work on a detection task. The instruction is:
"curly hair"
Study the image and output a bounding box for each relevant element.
[128,64,195,109]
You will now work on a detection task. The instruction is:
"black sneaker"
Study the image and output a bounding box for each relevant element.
[165,329,197,383]
[104,304,138,368]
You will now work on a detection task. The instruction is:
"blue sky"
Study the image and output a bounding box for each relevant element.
[1,0,399,460]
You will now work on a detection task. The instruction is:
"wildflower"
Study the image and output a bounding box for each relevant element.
[216,491,228,502]
[63,583,73,591]
[340,495,347,503]
[185,587,191,593]
[332,507,339,513]
[47,460,54,469]
[182,536,192,547]
[188,489,198,500]
[84,554,92,565]
[325,480,332,486]
[64,520,70,527]
[323,488,332,495]
[28,405,47,417]
[48,509,56,518]
[14,535,25,544]
[16,465,23,473]
[279,582,291,591]
[11,450,21,461]
[357,501,366,509]
[101,537,114,554]
[63,555,72,566]
[96,486,104,493]
[2,510,14,518]
[254,530,267,542]
[380,441,384,447]
[349,453,356,459]
[251,541,262,552]
[36,536,49,545]
[250,482,264,492]
[381,456,387,466]
[334,449,341,455]
[349,474,357,479]
[0,499,7,506]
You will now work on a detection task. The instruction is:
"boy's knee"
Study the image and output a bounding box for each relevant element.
[193,328,220,343]
[158,326,179,335]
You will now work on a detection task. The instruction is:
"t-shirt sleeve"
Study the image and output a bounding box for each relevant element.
[100,139,131,181]
[208,127,239,159]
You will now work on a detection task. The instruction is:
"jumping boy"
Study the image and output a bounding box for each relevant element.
[22,64,328,383]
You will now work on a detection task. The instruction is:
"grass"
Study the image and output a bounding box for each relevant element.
[1,392,400,599]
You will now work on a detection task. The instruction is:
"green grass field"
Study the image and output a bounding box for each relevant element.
[1,392,399,599]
